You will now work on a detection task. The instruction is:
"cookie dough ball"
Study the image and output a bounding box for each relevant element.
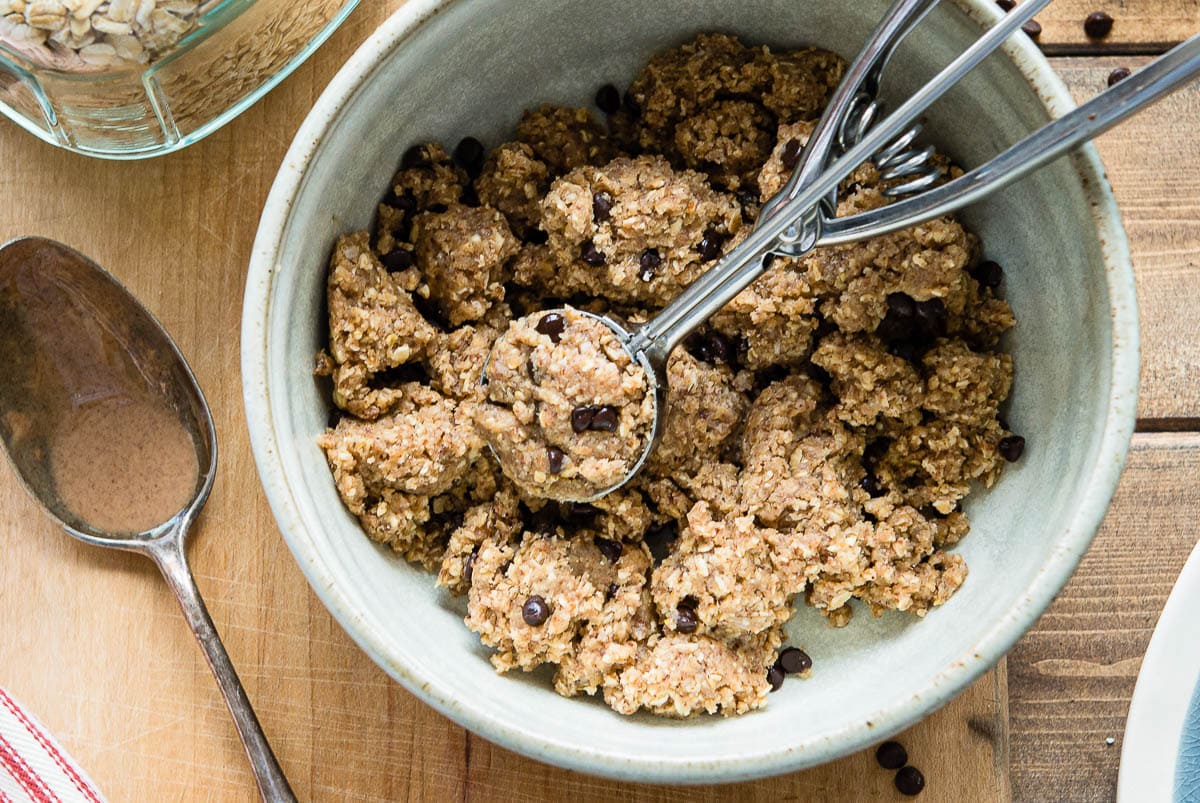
[531,155,742,306]
[673,99,775,191]
[711,249,820,370]
[740,376,865,530]
[604,632,771,717]
[413,203,520,326]
[652,503,789,640]
[921,339,1013,427]
[475,142,551,237]
[649,350,748,474]
[324,231,437,419]
[476,308,654,500]
[554,542,657,697]
[436,488,522,595]
[426,321,502,401]
[516,104,619,174]
[812,332,925,429]
[757,120,816,200]
[875,418,1007,514]
[466,533,618,672]
[760,47,846,122]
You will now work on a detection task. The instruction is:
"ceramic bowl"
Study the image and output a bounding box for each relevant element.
[242,0,1138,783]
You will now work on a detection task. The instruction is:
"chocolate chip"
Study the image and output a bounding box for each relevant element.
[675,604,699,634]
[970,260,1004,289]
[380,248,414,272]
[453,136,485,176]
[622,90,641,117]
[781,138,803,170]
[644,520,678,563]
[401,144,431,169]
[580,239,607,266]
[1022,19,1042,39]
[999,435,1026,462]
[536,312,566,343]
[707,332,732,364]
[464,549,478,586]
[427,203,448,214]
[571,406,595,433]
[592,191,614,223]
[606,582,619,600]
[639,248,662,281]
[887,292,917,319]
[390,190,417,214]
[522,595,550,626]
[995,0,1015,10]
[876,741,908,770]
[860,473,884,498]
[547,446,566,474]
[777,647,812,674]
[595,537,622,563]
[1084,10,1114,38]
[1108,66,1132,87]
[695,228,724,262]
[767,665,785,692]
[595,84,621,115]
[894,766,925,796]
[877,293,918,341]
[914,298,947,338]
[589,405,619,432]
[888,339,930,364]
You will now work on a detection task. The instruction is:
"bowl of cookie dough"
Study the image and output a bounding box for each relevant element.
[242,0,1138,783]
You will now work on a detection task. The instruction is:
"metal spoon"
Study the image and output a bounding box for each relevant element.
[0,237,295,803]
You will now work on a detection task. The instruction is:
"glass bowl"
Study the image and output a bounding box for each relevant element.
[0,0,359,158]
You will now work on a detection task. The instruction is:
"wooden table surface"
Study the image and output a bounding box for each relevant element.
[1,2,1198,801]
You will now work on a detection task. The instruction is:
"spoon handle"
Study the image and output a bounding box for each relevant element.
[148,534,297,803]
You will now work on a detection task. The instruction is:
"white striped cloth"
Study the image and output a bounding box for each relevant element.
[0,688,105,803]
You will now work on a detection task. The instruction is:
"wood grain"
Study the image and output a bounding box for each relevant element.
[1031,1,1200,54]
[0,2,1196,801]
[1007,433,1200,802]
[1055,56,1200,422]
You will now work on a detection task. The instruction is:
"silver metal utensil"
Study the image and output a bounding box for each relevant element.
[0,237,296,803]
[486,1,1200,502]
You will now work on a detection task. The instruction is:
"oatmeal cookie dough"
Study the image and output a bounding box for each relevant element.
[477,308,654,500]
[316,31,1021,719]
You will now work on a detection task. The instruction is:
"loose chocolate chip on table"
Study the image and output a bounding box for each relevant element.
[767,665,785,692]
[595,537,622,563]
[695,228,724,262]
[781,138,803,170]
[581,239,607,266]
[876,740,908,770]
[592,191,614,222]
[777,647,812,674]
[401,144,432,169]
[894,766,925,796]
[995,0,1015,10]
[595,83,622,115]
[547,446,566,474]
[1108,67,1132,86]
[639,248,662,281]
[1022,19,1042,39]
[536,311,566,343]
[522,595,550,626]
[970,259,1004,289]
[453,136,485,175]
[571,405,596,433]
[589,405,619,432]
[380,248,414,273]
[675,604,699,634]
[1084,10,1114,38]
[999,435,1026,462]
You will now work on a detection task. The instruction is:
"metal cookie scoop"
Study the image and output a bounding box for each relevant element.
[492,0,1200,502]
[0,238,295,803]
